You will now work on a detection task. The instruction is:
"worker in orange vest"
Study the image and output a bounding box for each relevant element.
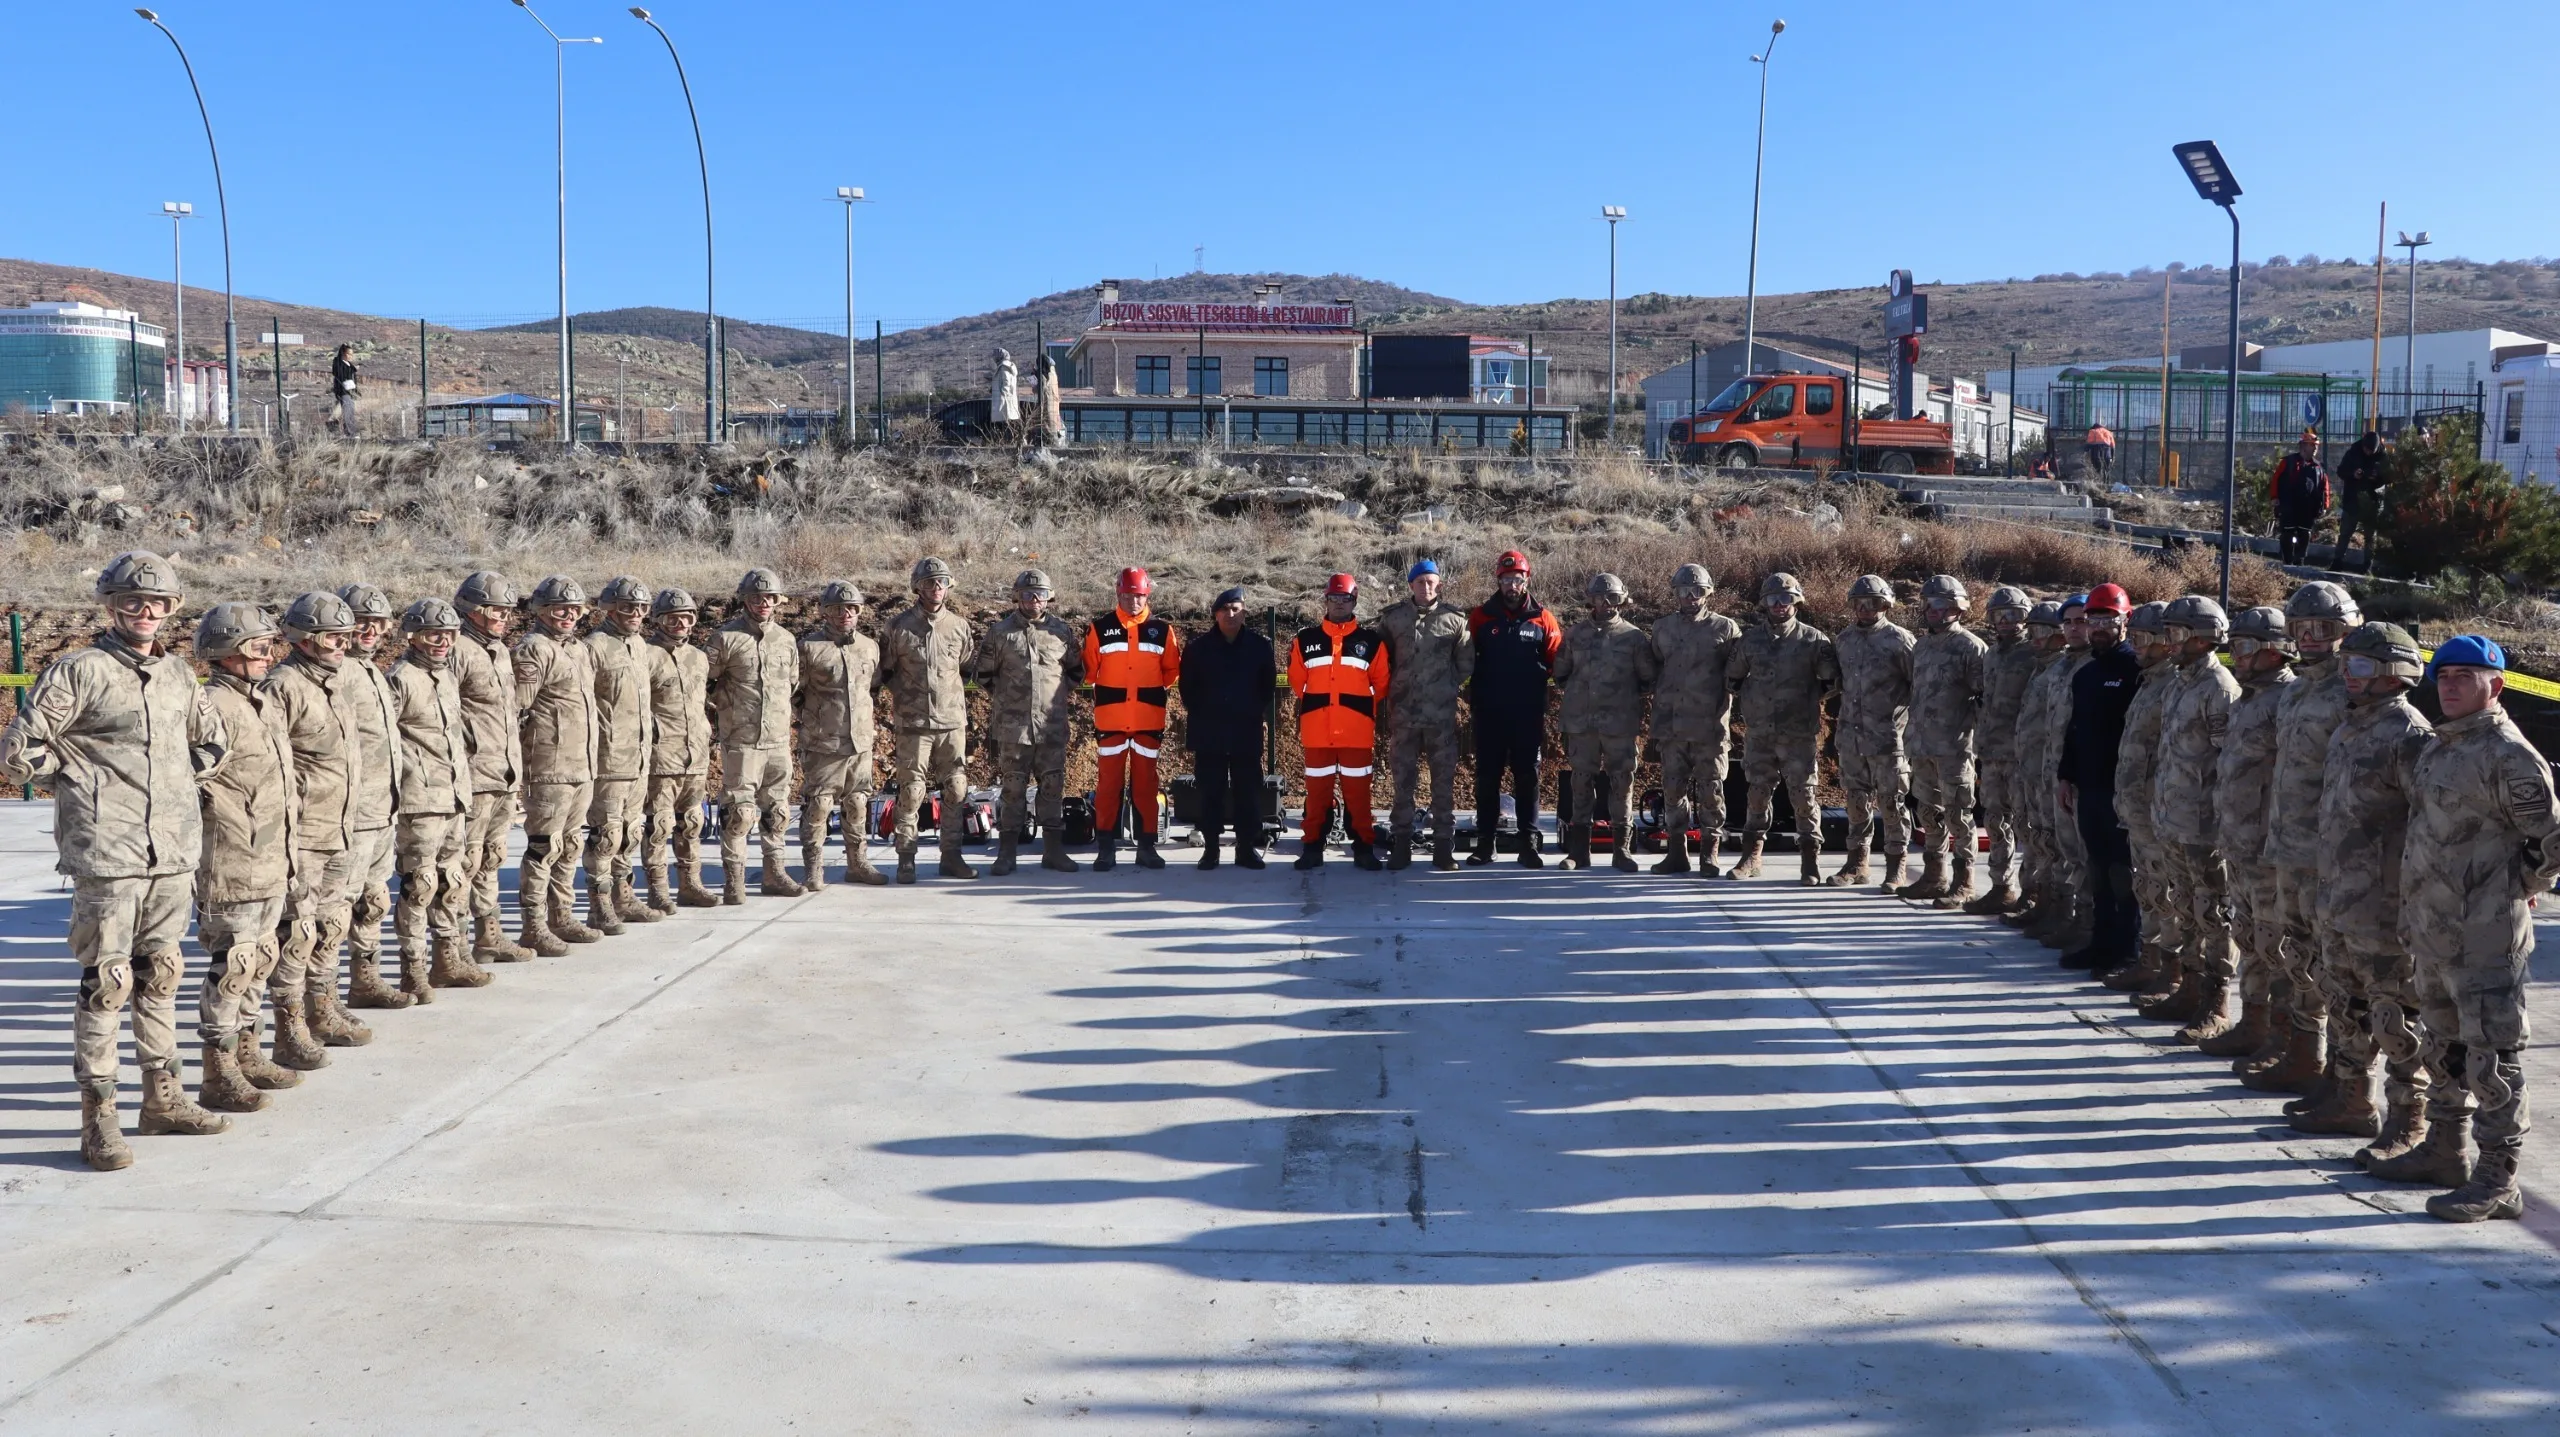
[1289,573,1392,871]
[1082,566,1181,870]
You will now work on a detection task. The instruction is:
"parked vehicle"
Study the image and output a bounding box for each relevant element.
[1666,372,1956,475]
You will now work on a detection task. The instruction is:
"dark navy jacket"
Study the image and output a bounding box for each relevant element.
[2060,640,2142,793]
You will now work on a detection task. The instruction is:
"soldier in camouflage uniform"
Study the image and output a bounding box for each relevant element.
[2207,606,2297,1068]
[1830,575,1915,889]
[1724,573,1839,885]
[190,602,306,1113]
[797,580,890,889]
[584,576,659,933]
[513,575,604,953]
[2241,581,2362,1095]
[0,553,233,1168]
[268,591,375,1049]
[1377,559,1474,871]
[1899,575,1987,906]
[881,557,978,883]
[2002,600,2069,925]
[2291,622,2435,1166]
[2397,636,2559,1222]
[452,572,533,965]
[2020,596,2095,948]
[643,588,720,910]
[707,568,804,902]
[1553,572,1660,872]
[386,598,487,998]
[971,569,1084,876]
[335,584,410,1013]
[2100,601,2181,997]
[2146,596,2242,1041]
[1965,587,2037,914]
[1648,563,1743,876]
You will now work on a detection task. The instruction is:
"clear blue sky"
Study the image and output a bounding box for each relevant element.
[17,1,2550,334]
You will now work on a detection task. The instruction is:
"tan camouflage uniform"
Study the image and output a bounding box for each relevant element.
[2215,658,2297,1036]
[1726,616,1838,851]
[2261,655,2351,1044]
[1649,607,1744,866]
[797,620,886,885]
[645,629,715,901]
[2112,655,2181,975]
[2315,689,2436,1131]
[338,642,404,1004]
[268,648,367,1038]
[513,626,601,936]
[386,646,474,987]
[1906,623,1987,885]
[707,609,802,885]
[1378,595,1475,849]
[2031,646,2095,931]
[881,603,976,866]
[1833,617,1915,866]
[195,668,297,1054]
[582,616,655,925]
[971,610,1082,860]
[1978,630,2041,894]
[2152,650,2242,987]
[453,618,524,955]
[1552,612,1660,865]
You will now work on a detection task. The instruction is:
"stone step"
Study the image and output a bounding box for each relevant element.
[1930,502,2115,525]
[1912,487,2092,510]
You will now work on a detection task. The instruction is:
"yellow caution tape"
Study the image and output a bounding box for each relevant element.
[0,673,28,688]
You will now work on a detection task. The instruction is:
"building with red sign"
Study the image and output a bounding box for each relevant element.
[1067,292,1364,401]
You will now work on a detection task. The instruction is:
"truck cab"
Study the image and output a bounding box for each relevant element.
[1667,372,1954,475]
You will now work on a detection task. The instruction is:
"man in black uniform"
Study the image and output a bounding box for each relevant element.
[2058,582,2143,973]
[1178,587,1276,870]
[2334,430,2386,571]
[1466,549,1565,867]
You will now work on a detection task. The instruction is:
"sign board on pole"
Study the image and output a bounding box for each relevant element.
[1885,293,1928,339]
[262,331,303,346]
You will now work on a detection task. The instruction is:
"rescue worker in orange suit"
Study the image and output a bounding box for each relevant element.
[1290,573,1392,872]
[1083,566,1182,871]
[1467,549,1565,867]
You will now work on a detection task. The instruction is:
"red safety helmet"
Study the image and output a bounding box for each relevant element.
[1325,572,1359,597]
[1495,549,1531,578]
[1116,566,1152,597]
[2084,582,2130,617]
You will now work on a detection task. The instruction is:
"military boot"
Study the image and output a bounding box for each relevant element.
[552,892,603,945]
[305,969,373,1047]
[722,862,749,904]
[1431,830,1458,872]
[197,1037,267,1114]
[240,1013,306,1087]
[138,1064,229,1137]
[2428,1144,2524,1223]
[1729,836,1764,879]
[1895,853,1950,902]
[676,860,722,908]
[1653,830,1691,874]
[2000,895,2043,928]
[1824,843,1870,888]
[1388,832,1414,871]
[2138,965,2208,1024]
[644,865,679,918]
[2173,975,2236,1045]
[397,943,436,1006]
[265,999,330,1072]
[475,912,538,963]
[992,832,1021,877]
[2288,1060,2381,1137]
[1093,835,1118,873]
[1611,837,1640,873]
[1133,834,1164,871]
[617,875,662,923]
[345,952,413,1011]
[799,839,832,891]
[80,1079,132,1172]
[2196,987,2271,1058]
[2100,941,2164,993]
[895,845,919,884]
[1695,835,1723,879]
[583,879,626,937]
[761,846,807,897]
[2355,1081,2432,1169]
[1877,850,1908,893]
[1797,835,1824,887]
[1962,878,2018,916]
[1559,824,1590,870]
[940,839,982,880]
[843,841,891,886]
[1041,831,1081,874]
[430,933,492,989]
[2369,1110,2469,1185]
[1932,854,1976,911]
[1517,827,1545,868]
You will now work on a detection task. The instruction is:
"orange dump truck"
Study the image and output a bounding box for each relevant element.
[1666,372,1957,475]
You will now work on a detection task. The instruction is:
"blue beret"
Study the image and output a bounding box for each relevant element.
[2428,633,2506,679]
[1406,559,1440,580]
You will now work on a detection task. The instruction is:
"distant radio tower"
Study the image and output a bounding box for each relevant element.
[1193,244,1204,273]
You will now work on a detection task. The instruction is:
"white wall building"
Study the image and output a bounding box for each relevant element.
[1993,327,2552,418]
[2486,351,2560,486]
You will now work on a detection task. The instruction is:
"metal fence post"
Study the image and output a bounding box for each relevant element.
[10,613,25,800]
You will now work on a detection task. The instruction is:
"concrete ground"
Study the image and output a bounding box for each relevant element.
[0,806,2556,1435]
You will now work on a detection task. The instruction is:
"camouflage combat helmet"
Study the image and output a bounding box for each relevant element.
[194,601,278,661]
[2341,620,2425,681]
[1760,572,1805,604]
[596,575,652,608]
[2230,605,2290,651]
[1987,585,2031,617]
[279,590,356,636]
[455,571,518,610]
[1013,568,1054,597]
[1848,574,1896,604]
[2026,599,2065,628]
[1919,574,1969,608]
[2162,595,2231,640]
[336,583,393,621]
[911,556,953,587]
[1671,562,1714,594]
[2285,579,2361,626]
[2127,600,2170,635]
[400,597,462,633]
[650,586,699,619]
[818,579,866,607]
[1586,572,1630,602]
[528,575,587,609]
[736,568,784,598]
[96,550,181,603]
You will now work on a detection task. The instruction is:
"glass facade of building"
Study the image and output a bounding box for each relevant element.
[0,305,167,414]
[1064,401,1572,451]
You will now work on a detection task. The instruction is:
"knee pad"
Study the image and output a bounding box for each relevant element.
[81,959,135,1014]
[208,945,258,1000]
[523,833,553,862]
[134,948,185,1002]
[2470,1046,2518,1110]
[2368,997,2418,1060]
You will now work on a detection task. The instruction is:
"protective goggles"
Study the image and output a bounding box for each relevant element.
[2229,636,2283,657]
[2342,654,2386,678]
[2293,618,2347,645]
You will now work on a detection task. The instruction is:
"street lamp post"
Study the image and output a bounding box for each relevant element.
[2396,229,2431,419]
[630,8,718,444]
[162,201,191,434]
[1602,205,1625,451]
[1741,19,1786,381]
[2172,140,2243,608]
[836,186,868,445]
[136,10,237,432]
[512,2,600,449]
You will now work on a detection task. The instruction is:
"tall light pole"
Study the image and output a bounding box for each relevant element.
[2396,228,2431,417]
[836,186,868,444]
[2172,140,2243,608]
[1741,19,1785,383]
[631,8,717,443]
[162,201,191,433]
[136,10,237,431]
[1602,205,1625,451]
[513,2,600,449]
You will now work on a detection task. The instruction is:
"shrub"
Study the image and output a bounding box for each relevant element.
[2377,415,2560,598]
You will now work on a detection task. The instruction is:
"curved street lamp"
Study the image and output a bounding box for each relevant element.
[2172,139,2242,607]
[136,9,238,432]
[513,2,601,448]
[630,8,718,443]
